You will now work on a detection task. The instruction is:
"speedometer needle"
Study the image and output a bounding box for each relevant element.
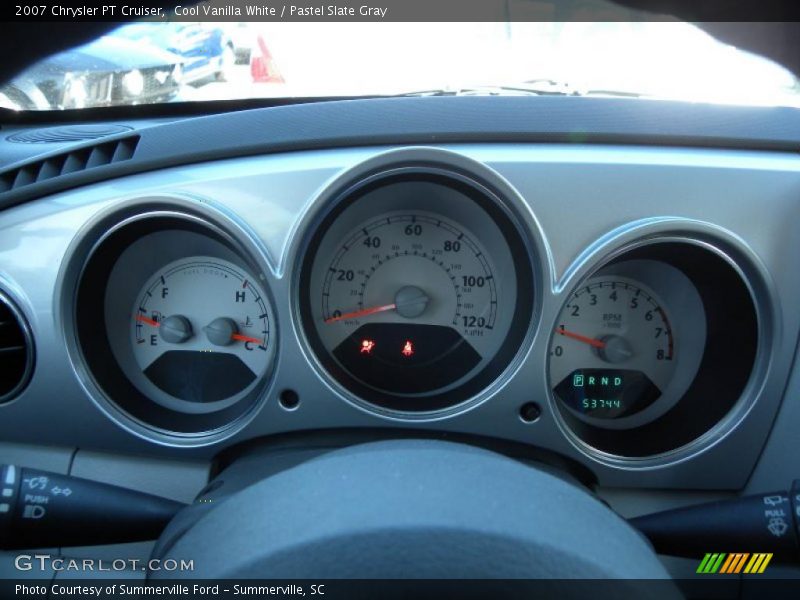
[556,328,607,349]
[324,303,397,324]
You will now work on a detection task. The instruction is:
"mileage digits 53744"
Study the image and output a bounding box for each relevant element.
[316,212,499,396]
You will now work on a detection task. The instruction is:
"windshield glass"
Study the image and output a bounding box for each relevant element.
[2,18,799,110]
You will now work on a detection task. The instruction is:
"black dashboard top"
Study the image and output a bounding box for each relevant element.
[2,95,800,210]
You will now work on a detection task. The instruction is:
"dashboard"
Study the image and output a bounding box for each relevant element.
[0,97,799,500]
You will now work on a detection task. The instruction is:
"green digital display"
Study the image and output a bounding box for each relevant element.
[553,368,662,419]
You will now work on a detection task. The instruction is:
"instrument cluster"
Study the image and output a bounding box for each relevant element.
[62,156,764,465]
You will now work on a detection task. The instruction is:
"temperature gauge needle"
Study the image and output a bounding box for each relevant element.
[231,333,263,344]
[556,328,607,349]
[136,314,160,327]
[324,303,397,324]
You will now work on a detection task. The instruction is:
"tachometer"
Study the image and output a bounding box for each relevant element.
[299,170,535,414]
[549,276,678,427]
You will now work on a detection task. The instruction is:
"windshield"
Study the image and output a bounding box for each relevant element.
[3,19,799,110]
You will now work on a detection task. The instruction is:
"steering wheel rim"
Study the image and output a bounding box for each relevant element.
[153,439,676,589]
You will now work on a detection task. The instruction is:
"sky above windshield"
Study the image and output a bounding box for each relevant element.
[2,20,799,110]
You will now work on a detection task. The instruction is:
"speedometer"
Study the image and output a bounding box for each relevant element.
[319,212,497,393]
[299,170,534,414]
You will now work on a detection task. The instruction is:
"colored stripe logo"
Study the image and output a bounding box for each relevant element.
[697,553,772,574]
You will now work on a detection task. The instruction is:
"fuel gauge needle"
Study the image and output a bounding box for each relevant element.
[556,328,607,349]
[135,315,160,327]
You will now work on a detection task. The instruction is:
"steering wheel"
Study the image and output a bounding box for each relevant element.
[150,439,676,594]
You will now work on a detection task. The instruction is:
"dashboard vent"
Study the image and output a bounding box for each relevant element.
[0,292,33,403]
[0,135,139,194]
[6,125,133,144]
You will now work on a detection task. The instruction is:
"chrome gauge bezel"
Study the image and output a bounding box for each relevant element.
[547,227,772,466]
[294,163,540,419]
[61,198,278,446]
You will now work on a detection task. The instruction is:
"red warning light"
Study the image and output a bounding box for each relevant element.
[360,339,376,354]
[401,340,414,357]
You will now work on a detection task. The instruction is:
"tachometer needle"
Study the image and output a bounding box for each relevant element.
[231,333,263,344]
[324,303,397,324]
[135,314,160,327]
[556,328,607,349]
